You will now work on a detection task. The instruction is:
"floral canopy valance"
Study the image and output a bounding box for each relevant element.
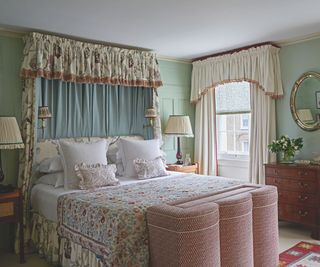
[20,32,162,88]
[191,44,283,103]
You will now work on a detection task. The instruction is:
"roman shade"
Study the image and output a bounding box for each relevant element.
[215,82,250,115]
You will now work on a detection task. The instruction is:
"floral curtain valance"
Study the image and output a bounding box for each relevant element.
[191,45,283,103]
[20,32,162,88]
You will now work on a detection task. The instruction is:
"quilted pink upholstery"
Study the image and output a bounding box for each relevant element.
[147,202,220,267]
[250,185,279,267]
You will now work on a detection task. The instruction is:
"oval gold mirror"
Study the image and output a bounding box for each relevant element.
[290,71,320,131]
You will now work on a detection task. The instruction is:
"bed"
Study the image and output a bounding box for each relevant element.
[29,136,278,267]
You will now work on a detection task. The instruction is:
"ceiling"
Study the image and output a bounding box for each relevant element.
[1,0,320,59]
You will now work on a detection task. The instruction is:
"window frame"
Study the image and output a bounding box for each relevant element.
[215,81,251,161]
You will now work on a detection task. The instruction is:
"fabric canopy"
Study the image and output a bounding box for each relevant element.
[20,32,162,88]
[191,45,283,103]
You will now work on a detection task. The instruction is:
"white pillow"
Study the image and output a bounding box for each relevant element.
[35,172,64,188]
[118,139,162,177]
[59,140,109,189]
[133,157,168,179]
[38,156,63,173]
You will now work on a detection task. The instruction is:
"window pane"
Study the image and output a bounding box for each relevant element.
[217,113,250,158]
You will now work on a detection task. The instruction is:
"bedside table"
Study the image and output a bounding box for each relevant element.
[166,163,199,174]
[0,189,25,263]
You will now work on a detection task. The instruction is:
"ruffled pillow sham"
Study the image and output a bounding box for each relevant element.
[74,163,119,190]
[133,157,168,179]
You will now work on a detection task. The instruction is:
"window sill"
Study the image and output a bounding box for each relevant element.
[218,158,249,168]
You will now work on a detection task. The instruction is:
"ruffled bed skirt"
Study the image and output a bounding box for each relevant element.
[31,212,104,267]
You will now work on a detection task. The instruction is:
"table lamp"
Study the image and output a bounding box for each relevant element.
[164,115,193,164]
[0,117,25,182]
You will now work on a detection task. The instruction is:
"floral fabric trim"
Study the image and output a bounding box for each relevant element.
[30,212,103,267]
[21,32,163,88]
[15,78,37,251]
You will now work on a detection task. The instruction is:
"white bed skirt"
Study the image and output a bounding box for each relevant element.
[31,212,104,267]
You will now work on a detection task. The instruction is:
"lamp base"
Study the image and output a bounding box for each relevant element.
[175,136,183,165]
[0,167,4,182]
[0,151,4,182]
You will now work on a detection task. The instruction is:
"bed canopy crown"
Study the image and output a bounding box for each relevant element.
[20,32,163,88]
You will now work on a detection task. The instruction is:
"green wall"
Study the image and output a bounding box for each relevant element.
[158,60,194,163]
[278,38,320,160]
[0,34,23,251]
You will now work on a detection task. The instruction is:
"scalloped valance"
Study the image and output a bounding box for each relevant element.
[20,32,162,88]
[191,45,283,103]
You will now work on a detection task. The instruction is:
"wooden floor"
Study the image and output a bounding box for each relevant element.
[1,222,320,267]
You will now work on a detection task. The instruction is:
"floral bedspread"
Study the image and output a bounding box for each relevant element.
[57,173,240,266]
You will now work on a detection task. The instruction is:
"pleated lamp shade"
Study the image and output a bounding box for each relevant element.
[164,115,194,137]
[144,107,157,118]
[0,117,24,150]
[38,106,52,119]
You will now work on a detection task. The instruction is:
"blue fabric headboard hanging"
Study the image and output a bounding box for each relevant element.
[37,78,153,140]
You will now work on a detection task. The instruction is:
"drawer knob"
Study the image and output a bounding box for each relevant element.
[298,195,308,201]
[299,182,308,188]
[298,171,308,176]
[298,210,308,217]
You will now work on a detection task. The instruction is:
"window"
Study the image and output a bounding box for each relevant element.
[216,82,251,160]
[240,114,249,130]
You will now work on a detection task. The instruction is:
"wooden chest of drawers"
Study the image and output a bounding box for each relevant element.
[265,163,320,240]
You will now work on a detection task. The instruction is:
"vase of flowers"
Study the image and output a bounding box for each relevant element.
[268,135,303,163]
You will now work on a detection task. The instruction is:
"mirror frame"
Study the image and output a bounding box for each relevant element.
[290,71,320,131]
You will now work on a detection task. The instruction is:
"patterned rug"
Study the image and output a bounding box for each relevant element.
[279,241,320,266]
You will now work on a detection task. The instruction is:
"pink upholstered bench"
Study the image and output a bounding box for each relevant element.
[147,202,221,267]
[147,184,278,267]
[250,185,278,267]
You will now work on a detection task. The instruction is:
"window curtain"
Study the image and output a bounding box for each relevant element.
[17,32,163,251]
[38,78,153,139]
[195,89,217,175]
[191,44,283,177]
[249,83,276,184]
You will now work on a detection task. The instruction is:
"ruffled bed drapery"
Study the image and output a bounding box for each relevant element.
[191,44,283,104]
[17,32,163,251]
[21,32,162,88]
[31,213,104,267]
[191,44,282,180]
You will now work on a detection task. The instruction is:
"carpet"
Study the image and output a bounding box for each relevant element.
[279,241,320,266]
